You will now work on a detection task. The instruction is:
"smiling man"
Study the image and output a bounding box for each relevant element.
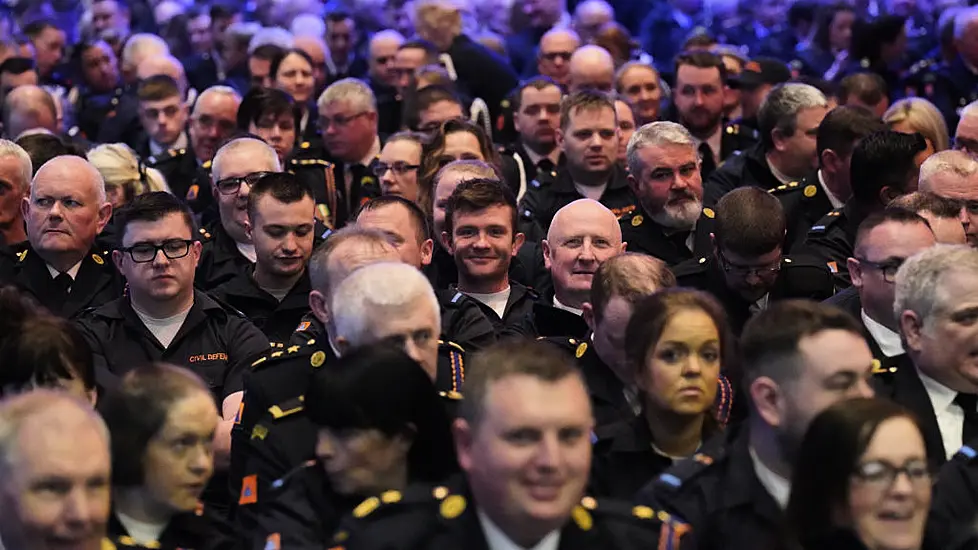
[332,339,680,548]
[1,154,123,317]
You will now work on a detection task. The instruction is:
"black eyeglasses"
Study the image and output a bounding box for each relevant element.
[852,459,931,489]
[121,239,193,263]
[373,161,421,176]
[320,111,368,129]
[717,249,781,277]
[215,171,273,195]
[855,257,904,283]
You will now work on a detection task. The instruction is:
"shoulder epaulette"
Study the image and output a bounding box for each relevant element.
[580,496,687,528]
[335,484,459,533]
[251,340,314,369]
[291,158,333,168]
[809,208,843,233]
[654,447,727,494]
[146,148,186,166]
[268,396,304,420]
[769,181,803,194]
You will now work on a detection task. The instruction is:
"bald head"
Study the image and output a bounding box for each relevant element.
[369,30,406,86]
[33,155,106,203]
[3,85,58,139]
[544,198,625,309]
[0,390,110,550]
[574,0,614,42]
[136,54,187,95]
[568,45,614,93]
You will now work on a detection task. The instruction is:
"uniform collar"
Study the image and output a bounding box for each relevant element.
[477,507,561,550]
[748,445,791,509]
[552,295,583,316]
[860,309,904,357]
[46,259,83,280]
[765,156,795,185]
[150,132,189,157]
[817,169,845,210]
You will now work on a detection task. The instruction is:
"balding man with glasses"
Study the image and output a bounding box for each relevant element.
[75,191,269,508]
[919,150,978,248]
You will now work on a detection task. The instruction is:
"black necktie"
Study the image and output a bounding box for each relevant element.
[955,393,978,445]
[52,272,73,305]
[698,142,716,178]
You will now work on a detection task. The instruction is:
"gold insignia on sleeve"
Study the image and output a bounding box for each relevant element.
[353,496,380,518]
[575,342,587,358]
[631,215,643,227]
[571,506,593,531]
[633,505,655,519]
[703,208,715,219]
[803,185,817,198]
[439,495,466,519]
[310,350,326,367]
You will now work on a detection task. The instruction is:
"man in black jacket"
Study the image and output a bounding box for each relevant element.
[704,82,829,207]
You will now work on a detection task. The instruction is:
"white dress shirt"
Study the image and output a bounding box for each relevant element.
[478,508,561,550]
[553,296,583,316]
[692,126,723,166]
[766,157,795,185]
[918,369,968,459]
[817,170,845,210]
[46,261,83,281]
[149,131,189,156]
[861,310,904,357]
[749,446,791,509]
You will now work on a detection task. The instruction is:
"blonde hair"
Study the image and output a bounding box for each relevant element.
[413,0,462,50]
[884,98,950,153]
[87,144,170,198]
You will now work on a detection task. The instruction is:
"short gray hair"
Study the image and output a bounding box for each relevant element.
[0,139,32,193]
[211,138,281,180]
[247,27,294,54]
[894,244,978,331]
[757,83,828,149]
[919,150,978,190]
[330,262,440,347]
[0,390,108,474]
[626,121,695,176]
[954,7,978,41]
[121,33,169,72]
[317,78,378,113]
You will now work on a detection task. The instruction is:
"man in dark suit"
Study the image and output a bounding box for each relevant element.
[0,155,123,317]
[324,11,369,82]
[827,209,936,365]
[883,244,978,469]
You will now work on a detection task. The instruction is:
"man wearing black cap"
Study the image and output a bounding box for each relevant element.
[728,57,792,135]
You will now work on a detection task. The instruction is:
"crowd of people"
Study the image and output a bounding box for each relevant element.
[1,0,978,548]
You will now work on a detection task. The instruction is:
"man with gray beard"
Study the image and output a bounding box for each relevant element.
[619,121,713,265]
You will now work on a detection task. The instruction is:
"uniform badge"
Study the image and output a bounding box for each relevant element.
[827,261,838,273]
[575,342,587,358]
[803,185,817,198]
[92,253,104,265]
[239,475,258,505]
[296,321,311,332]
[631,215,643,227]
[310,350,326,367]
[440,495,466,519]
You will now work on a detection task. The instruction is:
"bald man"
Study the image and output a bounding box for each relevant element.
[0,155,123,317]
[0,391,111,550]
[574,0,615,43]
[535,28,580,86]
[524,198,625,337]
[136,54,189,97]
[568,44,615,93]
[294,36,328,93]
[918,150,978,247]
[2,85,58,139]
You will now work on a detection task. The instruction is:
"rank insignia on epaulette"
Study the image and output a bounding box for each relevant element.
[287,345,300,353]
[440,495,466,519]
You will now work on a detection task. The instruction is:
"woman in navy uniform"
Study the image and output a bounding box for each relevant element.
[590,289,735,500]
[248,345,459,549]
[100,364,240,550]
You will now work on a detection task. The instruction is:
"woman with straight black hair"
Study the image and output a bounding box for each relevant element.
[589,289,736,499]
[250,345,458,549]
[785,398,933,550]
[100,364,238,549]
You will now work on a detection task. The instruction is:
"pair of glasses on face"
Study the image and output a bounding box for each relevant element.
[120,239,193,263]
[372,161,420,176]
[215,171,274,195]
[320,111,368,130]
[855,257,904,283]
[852,459,931,489]
[717,249,781,277]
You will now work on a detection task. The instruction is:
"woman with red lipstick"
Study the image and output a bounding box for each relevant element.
[590,289,733,499]
[100,364,239,549]
[785,398,934,550]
